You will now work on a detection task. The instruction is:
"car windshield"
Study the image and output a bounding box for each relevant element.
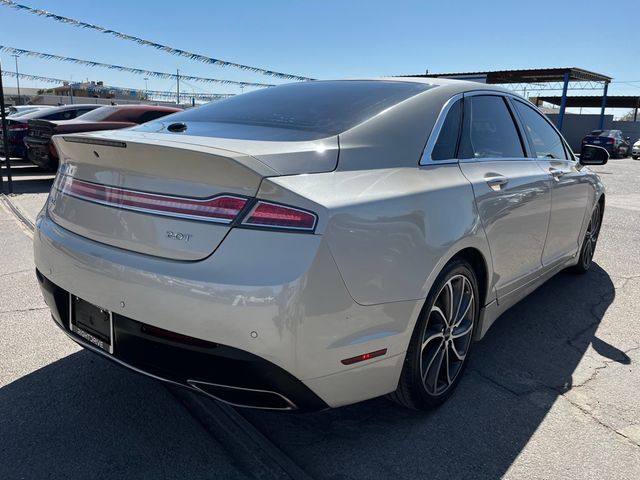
[75,106,118,122]
[9,108,58,120]
[140,80,433,140]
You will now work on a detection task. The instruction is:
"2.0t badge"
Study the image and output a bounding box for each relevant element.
[166,231,192,242]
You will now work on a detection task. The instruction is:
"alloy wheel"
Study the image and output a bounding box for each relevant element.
[582,204,601,269]
[420,274,475,396]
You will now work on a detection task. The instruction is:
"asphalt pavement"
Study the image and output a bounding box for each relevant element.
[1,157,639,479]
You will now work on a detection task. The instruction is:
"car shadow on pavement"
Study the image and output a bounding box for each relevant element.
[240,263,617,479]
[0,348,247,479]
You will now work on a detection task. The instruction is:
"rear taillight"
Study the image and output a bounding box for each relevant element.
[54,175,318,232]
[242,201,317,231]
[8,123,28,132]
[607,138,614,144]
[55,175,247,223]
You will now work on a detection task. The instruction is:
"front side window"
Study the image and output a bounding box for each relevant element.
[431,100,462,160]
[513,100,567,160]
[459,96,524,159]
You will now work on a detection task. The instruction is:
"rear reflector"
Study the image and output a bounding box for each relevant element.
[242,201,317,231]
[55,175,247,223]
[341,349,387,366]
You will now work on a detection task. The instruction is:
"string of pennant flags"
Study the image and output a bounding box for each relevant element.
[0,0,314,81]
[1,70,235,102]
[0,46,275,88]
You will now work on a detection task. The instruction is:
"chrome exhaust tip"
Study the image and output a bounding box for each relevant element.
[187,380,298,411]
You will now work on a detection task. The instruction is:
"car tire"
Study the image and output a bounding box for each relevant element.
[633,155,638,160]
[389,258,479,410]
[571,202,602,274]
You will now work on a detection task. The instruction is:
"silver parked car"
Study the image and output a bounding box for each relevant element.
[34,78,607,411]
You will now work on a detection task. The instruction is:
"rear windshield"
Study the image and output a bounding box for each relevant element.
[595,130,616,137]
[10,108,61,120]
[137,80,433,140]
[76,106,118,122]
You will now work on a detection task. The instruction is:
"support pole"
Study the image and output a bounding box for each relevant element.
[13,55,21,106]
[176,69,180,106]
[599,81,609,130]
[0,61,14,193]
[556,72,570,132]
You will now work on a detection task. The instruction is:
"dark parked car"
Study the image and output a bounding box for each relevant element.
[24,105,182,170]
[581,129,631,158]
[0,104,100,159]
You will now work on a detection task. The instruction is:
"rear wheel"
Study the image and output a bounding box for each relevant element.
[572,202,602,274]
[389,259,479,410]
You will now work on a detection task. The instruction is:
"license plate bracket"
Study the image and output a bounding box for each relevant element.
[69,295,114,354]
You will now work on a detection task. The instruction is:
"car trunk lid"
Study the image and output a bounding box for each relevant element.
[48,131,337,260]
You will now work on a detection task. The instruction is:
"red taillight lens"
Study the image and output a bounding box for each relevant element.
[242,201,317,231]
[607,138,614,144]
[55,175,247,223]
[8,123,28,131]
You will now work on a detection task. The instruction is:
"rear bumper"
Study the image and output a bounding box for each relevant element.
[34,209,417,409]
[36,269,327,411]
[0,140,26,158]
[24,136,57,169]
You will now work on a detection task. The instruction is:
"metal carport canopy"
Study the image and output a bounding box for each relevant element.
[405,67,611,84]
[533,95,640,122]
[403,67,613,131]
[531,95,640,109]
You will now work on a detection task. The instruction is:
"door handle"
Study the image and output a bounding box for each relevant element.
[485,174,509,190]
[549,168,565,181]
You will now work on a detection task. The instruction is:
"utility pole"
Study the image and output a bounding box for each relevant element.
[69,75,73,105]
[12,54,21,106]
[144,77,148,100]
[176,69,180,106]
[0,60,15,193]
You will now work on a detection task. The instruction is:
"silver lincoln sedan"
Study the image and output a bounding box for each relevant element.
[34,78,607,411]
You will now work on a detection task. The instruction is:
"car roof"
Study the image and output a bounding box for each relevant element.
[340,76,518,96]
[104,105,181,111]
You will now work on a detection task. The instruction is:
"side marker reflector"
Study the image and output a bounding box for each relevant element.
[341,348,387,366]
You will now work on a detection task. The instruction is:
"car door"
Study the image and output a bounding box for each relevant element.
[457,93,552,301]
[510,98,592,267]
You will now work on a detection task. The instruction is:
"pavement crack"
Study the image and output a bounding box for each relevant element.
[559,393,640,448]
[566,287,615,352]
[469,368,544,399]
[0,306,49,315]
[0,268,32,278]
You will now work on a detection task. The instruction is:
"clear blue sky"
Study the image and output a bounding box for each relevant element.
[1,0,639,107]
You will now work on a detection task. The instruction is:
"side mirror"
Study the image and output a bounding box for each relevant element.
[580,145,609,165]
[625,136,631,141]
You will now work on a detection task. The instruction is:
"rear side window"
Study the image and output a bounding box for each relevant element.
[513,100,568,160]
[42,110,72,121]
[431,100,462,160]
[459,96,524,159]
[138,110,175,123]
[76,106,118,122]
[154,80,433,139]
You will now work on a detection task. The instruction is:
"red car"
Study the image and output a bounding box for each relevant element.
[25,105,182,170]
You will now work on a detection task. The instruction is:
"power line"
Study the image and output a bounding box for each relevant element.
[0,0,314,81]
[0,46,275,88]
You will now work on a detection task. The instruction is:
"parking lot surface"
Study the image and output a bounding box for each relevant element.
[1,158,639,479]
